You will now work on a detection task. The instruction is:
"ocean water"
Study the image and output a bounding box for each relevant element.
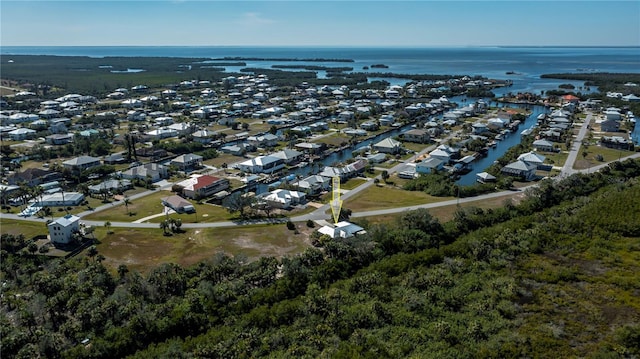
[2,46,639,94]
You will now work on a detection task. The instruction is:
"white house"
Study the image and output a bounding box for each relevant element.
[237,155,285,174]
[318,221,366,239]
[416,157,444,174]
[170,153,203,172]
[261,189,306,209]
[8,128,36,141]
[532,139,556,152]
[48,214,81,245]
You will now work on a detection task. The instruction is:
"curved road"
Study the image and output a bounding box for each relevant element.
[3,111,639,229]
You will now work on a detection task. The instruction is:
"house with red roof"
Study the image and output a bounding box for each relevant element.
[562,94,580,103]
[176,174,229,199]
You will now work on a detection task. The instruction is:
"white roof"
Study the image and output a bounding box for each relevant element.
[50,214,80,227]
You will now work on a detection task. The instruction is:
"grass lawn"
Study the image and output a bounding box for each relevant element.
[573,145,635,170]
[543,151,569,167]
[203,153,245,168]
[402,142,429,153]
[148,202,234,223]
[313,133,350,147]
[355,191,524,225]
[94,223,312,274]
[0,218,47,239]
[84,190,169,222]
[343,184,453,212]
[341,177,368,190]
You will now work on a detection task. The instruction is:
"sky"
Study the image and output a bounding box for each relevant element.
[1,1,639,47]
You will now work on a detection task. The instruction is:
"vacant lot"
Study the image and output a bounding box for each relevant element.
[344,184,452,212]
[95,222,313,274]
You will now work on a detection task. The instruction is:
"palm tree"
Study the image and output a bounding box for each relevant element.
[123,196,131,215]
[104,221,112,234]
[159,220,170,236]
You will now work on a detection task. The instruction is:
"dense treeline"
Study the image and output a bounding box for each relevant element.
[2,159,640,358]
[1,55,229,96]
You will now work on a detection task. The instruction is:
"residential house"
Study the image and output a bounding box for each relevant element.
[293,175,332,195]
[261,189,306,209]
[517,151,546,168]
[103,153,127,165]
[167,122,194,136]
[318,221,366,239]
[272,148,304,165]
[600,136,633,150]
[532,139,556,152]
[476,172,496,183]
[170,153,204,172]
[428,149,452,164]
[63,156,101,172]
[8,168,62,186]
[416,157,444,174]
[360,122,379,131]
[295,142,324,155]
[162,195,195,213]
[121,163,168,182]
[35,192,85,207]
[192,129,217,145]
[237,155,285,174]
[48,214,81,245]
[472,122,489,135]
[402,129,430,143]
[88,179,132,194]
[247,133,279,148]
[46,133,74,145]
[176,174,229,199]
[373,138,402,154]
[539,129,563,142]
[220,143,251,156]
[501,160,537,181]
[600,118,620,132]
[8,128,36,141]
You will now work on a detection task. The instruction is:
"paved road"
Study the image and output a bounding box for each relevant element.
[560,112,592,177]
[4,119,640,229]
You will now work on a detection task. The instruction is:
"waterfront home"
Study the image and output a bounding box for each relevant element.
[360,122,379,131]
[517,151,546,168]
[272,148,304,165]
[63,156,101,172]
[373,138,403,154]
[295,142,324,155]
[476,172,496,183]
[539,129,563,142]
[237,155,285,174]
[622,94,640,102]
[247,133,279,148]
[428,148,452,164]
[175,174,229,199]
[48,214,80,245]
[260,189,306,209]
[192,129,216,145]
[121,163,168,182]
[472,122,489,135]
[293,175,331,195]
[170,153,204,172]
[501,160,537,181]
[600,117,620,132]
[343,128,367,136]
[532,139,556,152]
[416,157,444,174]
[402,129,430,143]
[162,195,195,214]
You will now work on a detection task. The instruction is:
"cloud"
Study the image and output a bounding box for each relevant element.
[237,12,275,26]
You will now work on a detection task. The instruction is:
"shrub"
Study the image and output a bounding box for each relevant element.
[306,220,315,228]
[286,221,296,230]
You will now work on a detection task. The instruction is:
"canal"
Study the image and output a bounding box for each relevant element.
[455,103,547,185]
